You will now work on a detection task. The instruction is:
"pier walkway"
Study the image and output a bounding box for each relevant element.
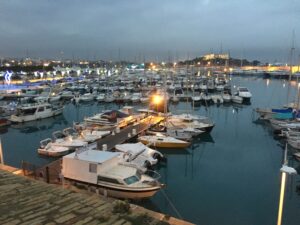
[96,115,164,151]
[0,169,194,225]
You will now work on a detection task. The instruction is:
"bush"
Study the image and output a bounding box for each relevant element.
[112,200,131,214]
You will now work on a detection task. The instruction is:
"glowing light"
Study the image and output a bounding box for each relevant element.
[277,172,286,225]
[4,71,12,85]
[152,95,163,105]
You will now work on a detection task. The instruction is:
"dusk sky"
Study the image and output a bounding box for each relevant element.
[0,0,299,62]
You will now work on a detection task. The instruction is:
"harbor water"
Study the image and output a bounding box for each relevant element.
[1,76,300,225]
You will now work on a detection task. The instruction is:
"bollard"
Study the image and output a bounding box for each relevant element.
[102,144,107,151]
[128,133,131,138]
[132,129,137,135]
[116,127,120,133]
[112,131,115,136]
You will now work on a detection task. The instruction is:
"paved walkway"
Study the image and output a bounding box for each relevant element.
[0,169,194,225]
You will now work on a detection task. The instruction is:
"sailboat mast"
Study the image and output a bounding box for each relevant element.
[287,30,295,104]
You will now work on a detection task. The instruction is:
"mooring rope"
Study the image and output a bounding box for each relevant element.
[160,189,183,220]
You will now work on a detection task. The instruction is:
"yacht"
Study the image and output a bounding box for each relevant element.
[9,102,64,123]
[235,87,252,103]
[62,150,163,199]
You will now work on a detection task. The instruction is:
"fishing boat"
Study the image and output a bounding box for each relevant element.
[138,134,190,148]
[79,93,94,102]
[9,102,64,123]
[62,150,163,199]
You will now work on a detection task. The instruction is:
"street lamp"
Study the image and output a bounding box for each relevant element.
[152,94,163,112]
[277,144,297,225]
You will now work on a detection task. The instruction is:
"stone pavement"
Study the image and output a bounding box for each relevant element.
[0,169,194,225]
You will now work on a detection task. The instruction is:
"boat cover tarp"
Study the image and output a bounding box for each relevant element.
[272,108,293,113]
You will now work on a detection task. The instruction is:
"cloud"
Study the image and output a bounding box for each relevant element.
[0,0,298,62]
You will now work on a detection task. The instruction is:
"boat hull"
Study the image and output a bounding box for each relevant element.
[10,108,63,123]
[139,139,190,148]
[66,178,161,199]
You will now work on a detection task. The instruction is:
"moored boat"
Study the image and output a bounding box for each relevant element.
[138,135,190,148]
[62,150,163,199]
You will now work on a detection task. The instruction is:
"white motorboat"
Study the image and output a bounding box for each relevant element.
[231,95,243,104]
[138,135,190,148]
[80,129,111,142]
[191,95,201,103]
[200,93,212,102]
[211,95,223,104]
[131,93,142,103]
[199,84,207,91]
[104,95,115,103]
[38,138,71,157]
[9,102,64,123]
[216,85,225,92]
[49,95,61,103]
[169,114,215,133]
[52,130,88,148]
[79,93,94,102]
[236,87,252,103]
[115,142,164,168]
[96,93,105,102]
[62,150,163,199]
[222,92,231,103]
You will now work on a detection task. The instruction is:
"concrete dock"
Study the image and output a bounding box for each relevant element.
[0,169,194,225]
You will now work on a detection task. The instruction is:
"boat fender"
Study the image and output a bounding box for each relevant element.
[153,153,162,161]
[143,160,151,168]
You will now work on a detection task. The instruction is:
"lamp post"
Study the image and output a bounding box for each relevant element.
[277,144,297,225]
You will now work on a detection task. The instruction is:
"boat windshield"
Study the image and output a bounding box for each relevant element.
[16,108,36,116]
[239,88,249,92]
[124,175,139,185]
